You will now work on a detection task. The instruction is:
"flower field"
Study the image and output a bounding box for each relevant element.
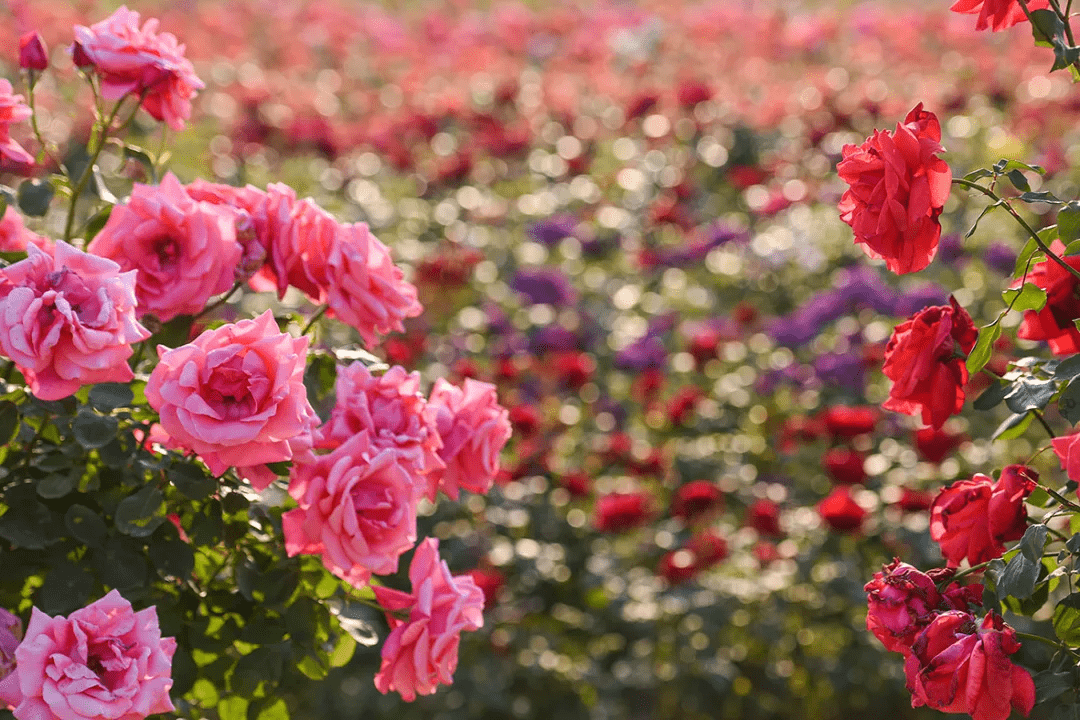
[2,1,1080,719]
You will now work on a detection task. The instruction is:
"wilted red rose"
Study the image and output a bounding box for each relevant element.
[818,487,866,533]
[882,297,978,430]
[823,447,868,485]
[904,612,1035,720]
[864,559,944,654]
[930,465,1037,567]
[837,104,951,274]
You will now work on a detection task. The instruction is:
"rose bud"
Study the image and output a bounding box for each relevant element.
[19,33,48,71]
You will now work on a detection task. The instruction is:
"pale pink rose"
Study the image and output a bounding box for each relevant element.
[88,173,242,322]
[0,206,48,253]
[425,378,511,499]
[325,223,423,345]
[72,6,204,130]
[372,538,484,701]
[183,179,269,283]
[0,241,150,400]
[318,364,443,499]
[0,590,175,720]
[283,434,418,585]
[0,79,32,166]
[145,309,318,490]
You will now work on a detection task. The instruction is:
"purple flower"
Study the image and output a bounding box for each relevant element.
[937,233,966,266]
[528,214,577,246]
[814,351,865,393]
[531,324,579,353]
[985,242,1017,275]
[511,268,578,306]
[614,335,667,371]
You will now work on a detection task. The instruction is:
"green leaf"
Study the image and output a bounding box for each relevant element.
[1032,8,1066,46]
[36,471,78,499]
[0,500,62,549]
[36,562,94,616]
[966,324,1002,376]
[65,505,109,548]
[963,168,993,182]
[250,698,288,720]
[1055,355,1080,381]
[1035,671,1074,705]
[974,380,1010,411]
[114,485,166,537]
[1060,380,1080,424]
[88,383,133,411]
[1054,595,1080,644]
[17,178,53,217]
[218,696,250,720]
[966,200,1002,239]
[1059,202,1080,243]
[73,410,119,449]
[1004,377,1057,414]
[1006,169,1031,192]
[83,205,113,243]
[993,411,1034,441]
[148,538,194,579]
[1002,283,1047,313]
[296,653,328,680]
[1000,552,1039,599]
[1018,190,1063,204]
[93,537,148,590]
[1021,524,1049,563]
[0,400,18,446]
[171,463,217,500]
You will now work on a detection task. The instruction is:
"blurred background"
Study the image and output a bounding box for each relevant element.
[2,0,1075,717]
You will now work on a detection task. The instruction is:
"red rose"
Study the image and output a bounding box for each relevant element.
[688,530,729,568]
[558,471,590,498]
[821,405,879,438]
[593,492,652,532]
[897,488,934,513]
[657,549,698,585]
[508,403,541,436]
[1015,240,1080,356]
[818,487,866,533]
[865,559,944,655]
[747,500,782,537]
[667,387,703,427]
[882,297,978,430]
[837,104,951,274]
[904,612,1035,720]
[951,0,1049,31]
[915,426,967,464]
[930,465,1037,567]
[823,447,868,485]
[671,481,723,522]
[467,568,505,611]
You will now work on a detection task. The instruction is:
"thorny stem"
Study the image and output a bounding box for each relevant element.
[952,177,1080,284]
[1041,483,1080,513]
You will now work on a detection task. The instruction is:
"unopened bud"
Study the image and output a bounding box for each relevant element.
[18,32,48,71]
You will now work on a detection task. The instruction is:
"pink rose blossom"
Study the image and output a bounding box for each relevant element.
[0,590,176,720]
[0,608,21,691]
[88,173,242,322]
[72,6,204,130]
[145,309,318,490]
[182,179,269,283]
[425,378,511,499]
[0,241,150,400]
[319,364,444,499]
[0,79,33,166]
[283,433,418,585]
[0,206,48,253]
[372,538,484,701]
[325,223,423,345]
[259,188,333,302]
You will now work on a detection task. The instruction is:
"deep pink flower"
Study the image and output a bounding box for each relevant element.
[837,104,951,274]
[283,434,418,586]
[424,378,511,500]
[951,0,1049,31]
[905,612,1035,720]
[18,33,48,72]
[0,241,150,400]
[0,590,175,720]
[865,559,944,655]
[0,608,20,689]
[182,179,269,283]
[318,364,443,499]
[372,538,484,701]
[87,173,242,322]
[593,491,652,532]
[0,79,32,166]
[325,222,423,345]
[72,6,204,130]
[145,310,318,490]
[0,206,48,253]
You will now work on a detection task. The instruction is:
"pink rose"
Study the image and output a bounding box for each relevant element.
[372,538,484,701]
[283,434,418,585]
[182,179,269,283]
[318,364,443,499]
[72,6,204,130]
[905,612,1035,720]
[0,79,32,166]
[0,241,150,400]
[425,378,511,500]
[260,190,333,302]
[0,206,48,253]
[325,223,423,345]
[87,173,242,322]
[0,590,176,720]
[145,309,318,490]
[0,608,21,690]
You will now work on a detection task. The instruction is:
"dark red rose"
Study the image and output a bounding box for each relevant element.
[747,499,782,537]
[823,447,868,485]
[671,481,723,522]
[821,405,879,438]
[818,487,866,533]
[593,491,652,532]
[1016,240,1080,356]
